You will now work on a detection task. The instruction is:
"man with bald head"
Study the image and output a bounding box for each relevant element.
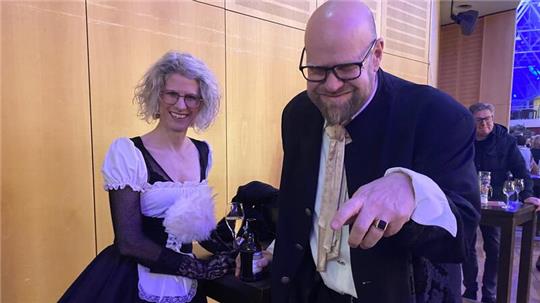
[271,1,480,302]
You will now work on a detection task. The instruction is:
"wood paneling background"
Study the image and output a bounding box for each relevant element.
[0,2,3,301]
[439,21,484,108]
[381,0,431,63]
[438,10,516,125]
[479,10,516,125]
[1,0,439,301]
[1,2,95,302]
[225,11,305,197]
[226,0,316,29]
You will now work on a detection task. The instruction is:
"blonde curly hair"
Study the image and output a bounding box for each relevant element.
[133,51,220,131]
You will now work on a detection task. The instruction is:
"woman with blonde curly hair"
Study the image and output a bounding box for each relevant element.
[60,51,235,303]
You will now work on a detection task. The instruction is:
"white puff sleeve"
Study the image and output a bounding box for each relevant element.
[101,137,148,192]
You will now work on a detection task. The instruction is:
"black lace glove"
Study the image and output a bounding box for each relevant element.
[153,248,238,280]
[109,187,238,280]
[204,250,238,280]
[199,219,235,254]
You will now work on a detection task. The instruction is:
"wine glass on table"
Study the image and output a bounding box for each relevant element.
[502,180,515,209]
[225,202,244,248]
[513,178,525,207]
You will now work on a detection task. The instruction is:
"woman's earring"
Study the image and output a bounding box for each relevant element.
[153,112,160,119]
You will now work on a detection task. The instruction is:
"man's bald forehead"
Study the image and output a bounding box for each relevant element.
[306,0,377,40]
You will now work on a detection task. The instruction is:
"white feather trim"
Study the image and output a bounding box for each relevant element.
[163,184,216,242]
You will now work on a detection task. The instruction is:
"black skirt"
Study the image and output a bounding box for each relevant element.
[58,245,207,303]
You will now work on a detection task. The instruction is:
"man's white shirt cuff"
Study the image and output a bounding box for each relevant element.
[385,167,457,237]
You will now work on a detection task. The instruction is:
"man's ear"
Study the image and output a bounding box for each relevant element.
[371,38,384,72]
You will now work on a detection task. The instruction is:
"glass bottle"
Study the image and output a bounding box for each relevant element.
[239,218,263,282]
[478,171,492,207]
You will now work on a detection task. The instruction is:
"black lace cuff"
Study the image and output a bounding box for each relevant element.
[151,248,237,280]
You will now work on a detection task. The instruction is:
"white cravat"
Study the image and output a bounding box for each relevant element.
[316,125,350,272]
[308,132,457,297]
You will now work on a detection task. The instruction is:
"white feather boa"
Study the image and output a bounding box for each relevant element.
[162,184,216,242]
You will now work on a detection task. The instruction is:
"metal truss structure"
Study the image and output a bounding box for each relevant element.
[512,0,540,114]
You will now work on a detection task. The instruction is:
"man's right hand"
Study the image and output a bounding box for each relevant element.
[234,250,273,278]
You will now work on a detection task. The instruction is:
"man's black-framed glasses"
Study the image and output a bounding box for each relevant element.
[160,90,203,108]
[475,115,493,124]
[298,39,377,82]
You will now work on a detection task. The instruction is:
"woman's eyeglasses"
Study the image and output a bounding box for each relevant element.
[160,90,202,108]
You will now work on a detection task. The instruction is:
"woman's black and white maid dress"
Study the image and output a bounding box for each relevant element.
[59,137,234,303]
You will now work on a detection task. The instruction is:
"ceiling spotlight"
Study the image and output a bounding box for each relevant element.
[450,0,479,36]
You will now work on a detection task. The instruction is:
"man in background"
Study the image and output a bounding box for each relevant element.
[515,134,537,173]
[462,102,540,303]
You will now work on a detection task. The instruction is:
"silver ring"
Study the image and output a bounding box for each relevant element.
[372,219,388,232]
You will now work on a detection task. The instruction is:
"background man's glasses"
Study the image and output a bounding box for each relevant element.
[298,39,377,82]
[160,90,202,108]
[475,115,493,124]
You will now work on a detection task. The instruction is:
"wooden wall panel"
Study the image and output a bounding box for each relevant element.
[226,12,305,201]
[1,1,95,302]
[439,25,461,99]
[381,53,429,84]
[381,0,431,63]
[439,10,515,126]
[457,20,484,108]
[479,10,516,126]
[0,2,3,301]
[438,20,484,108]
[87,1,226,250]
[226,0,316,30]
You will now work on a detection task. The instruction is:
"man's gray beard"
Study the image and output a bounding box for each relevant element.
[324,103,353,125]
[309,92,363,126]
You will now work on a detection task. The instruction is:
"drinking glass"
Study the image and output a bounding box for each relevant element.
[514,178,525,206]
[225,202,244,248]
[502,180,515,209]
[478,171,492,207]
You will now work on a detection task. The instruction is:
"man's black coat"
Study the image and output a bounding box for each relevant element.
[271,70,480,303]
